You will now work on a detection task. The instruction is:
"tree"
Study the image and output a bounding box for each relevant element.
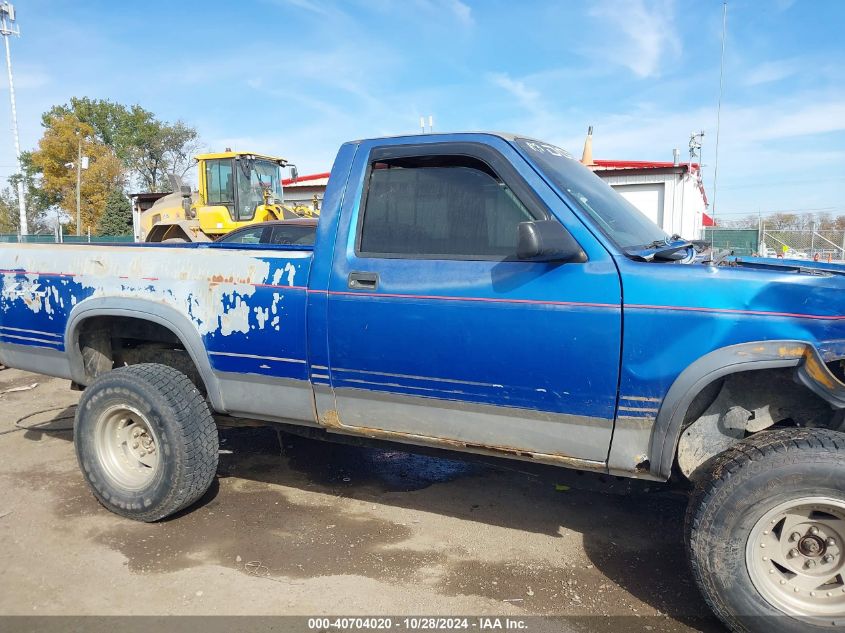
[0,186,18,233]
[128,119,201,191]
[44,97,155,162]
[43,97,201,192]
[0,150,59,235]
[96,189,133,236]
[29,114,125,235]
[766,212,799,230]
[19,151,61,227]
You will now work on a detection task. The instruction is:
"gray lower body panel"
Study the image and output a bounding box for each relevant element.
[607,416,663,481]
[0,342,72,380]
[215,371,318,425]
[333,387,613,463]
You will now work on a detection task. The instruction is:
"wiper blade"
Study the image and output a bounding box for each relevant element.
[645,234,682,248]
[627,237,693,261]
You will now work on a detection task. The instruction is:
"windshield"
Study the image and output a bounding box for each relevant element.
[235,158,284,221]
[513,138,668,250]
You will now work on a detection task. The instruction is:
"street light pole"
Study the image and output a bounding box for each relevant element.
[0,2,26,235]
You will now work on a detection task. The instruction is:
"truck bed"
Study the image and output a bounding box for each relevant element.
[0,242,316,422]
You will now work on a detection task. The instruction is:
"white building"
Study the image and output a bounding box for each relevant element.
[591,159,711,239]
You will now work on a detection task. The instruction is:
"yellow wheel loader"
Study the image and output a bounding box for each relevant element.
[140,151,301,242]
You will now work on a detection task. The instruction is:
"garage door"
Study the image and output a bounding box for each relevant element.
[611,183,665,228]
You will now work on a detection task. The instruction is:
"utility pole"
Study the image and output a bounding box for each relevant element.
[0,2,26,235]
[76,138,81,235]
[66,135,87,236]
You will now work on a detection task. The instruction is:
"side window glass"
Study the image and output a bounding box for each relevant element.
[358,156,535,258]
[223,227,264,244]
[270,225,317,246]
[205,160,234,207]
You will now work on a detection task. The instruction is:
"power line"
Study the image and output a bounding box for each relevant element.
[715,207,844,216]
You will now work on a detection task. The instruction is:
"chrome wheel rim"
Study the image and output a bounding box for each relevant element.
[747,496,845,625]
[94,404,160,490]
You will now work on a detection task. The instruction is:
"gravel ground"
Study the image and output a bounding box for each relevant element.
[0,368,724,632]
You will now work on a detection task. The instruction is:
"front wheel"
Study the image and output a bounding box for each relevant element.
[687,428,845,632]
[74,363,219,522]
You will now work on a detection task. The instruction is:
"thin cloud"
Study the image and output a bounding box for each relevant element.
[276,0,334,16]
[587,0,681,78]
[407,0,474,26]
[487,72,543,115]
[443,0,473,26]
[745,58,802,86]
[0,66,50,91]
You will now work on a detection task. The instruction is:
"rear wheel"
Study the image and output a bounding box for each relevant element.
[74,363,218,522]
[687,428,845,632]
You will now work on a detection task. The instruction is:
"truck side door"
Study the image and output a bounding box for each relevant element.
[324,137,622,464]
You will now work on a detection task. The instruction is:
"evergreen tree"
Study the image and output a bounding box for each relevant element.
[96,189,133,236]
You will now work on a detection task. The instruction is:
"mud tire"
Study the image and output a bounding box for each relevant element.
[74,363,218,522]
[686,428,845,633]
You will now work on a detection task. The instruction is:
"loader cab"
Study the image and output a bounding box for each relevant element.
[196,151,289,235]
[140,150,294,243]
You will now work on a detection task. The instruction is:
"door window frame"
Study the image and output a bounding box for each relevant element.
[354,142,555,262]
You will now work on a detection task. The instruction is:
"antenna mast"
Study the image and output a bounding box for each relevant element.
[711,1,727,228]
[0,2,25,235]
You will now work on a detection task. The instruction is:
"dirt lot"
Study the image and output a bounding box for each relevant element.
[0,368,724,631]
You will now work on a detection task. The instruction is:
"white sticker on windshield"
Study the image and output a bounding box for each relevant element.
[523,141,573,159]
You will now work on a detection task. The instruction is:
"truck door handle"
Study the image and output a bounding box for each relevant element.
[348,271,379,291]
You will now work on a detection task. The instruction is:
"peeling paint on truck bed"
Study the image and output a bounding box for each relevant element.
[0,243,312,381]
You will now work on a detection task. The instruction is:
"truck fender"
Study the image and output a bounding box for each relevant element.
[65,297,226,413]
[649,340,845,479]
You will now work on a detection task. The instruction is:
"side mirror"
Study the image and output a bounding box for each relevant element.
[517,220,587,263]
[180,185,191,198]
[289,165,299,182]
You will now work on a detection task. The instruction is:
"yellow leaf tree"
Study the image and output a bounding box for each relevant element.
[30,114,125,235]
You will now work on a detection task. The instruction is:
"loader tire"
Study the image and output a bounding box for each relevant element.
[74,363,218,522]
[686,428,845,632]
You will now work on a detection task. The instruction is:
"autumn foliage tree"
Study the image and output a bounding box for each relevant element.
[29,114,124,235]
[44,97,201,191]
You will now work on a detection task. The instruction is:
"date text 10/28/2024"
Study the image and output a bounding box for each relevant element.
[307,618,528,630]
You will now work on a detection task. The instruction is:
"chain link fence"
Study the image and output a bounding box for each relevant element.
[703,227,845,262]
[760,228,845,261]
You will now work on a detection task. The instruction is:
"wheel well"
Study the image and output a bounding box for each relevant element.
[76,315,207,394]
[676,366,844,479]
[682,367,838,428]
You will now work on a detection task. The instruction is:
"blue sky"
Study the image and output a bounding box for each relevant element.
[1,0,843,219]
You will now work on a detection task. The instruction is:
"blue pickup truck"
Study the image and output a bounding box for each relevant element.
[1,133,844,632]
